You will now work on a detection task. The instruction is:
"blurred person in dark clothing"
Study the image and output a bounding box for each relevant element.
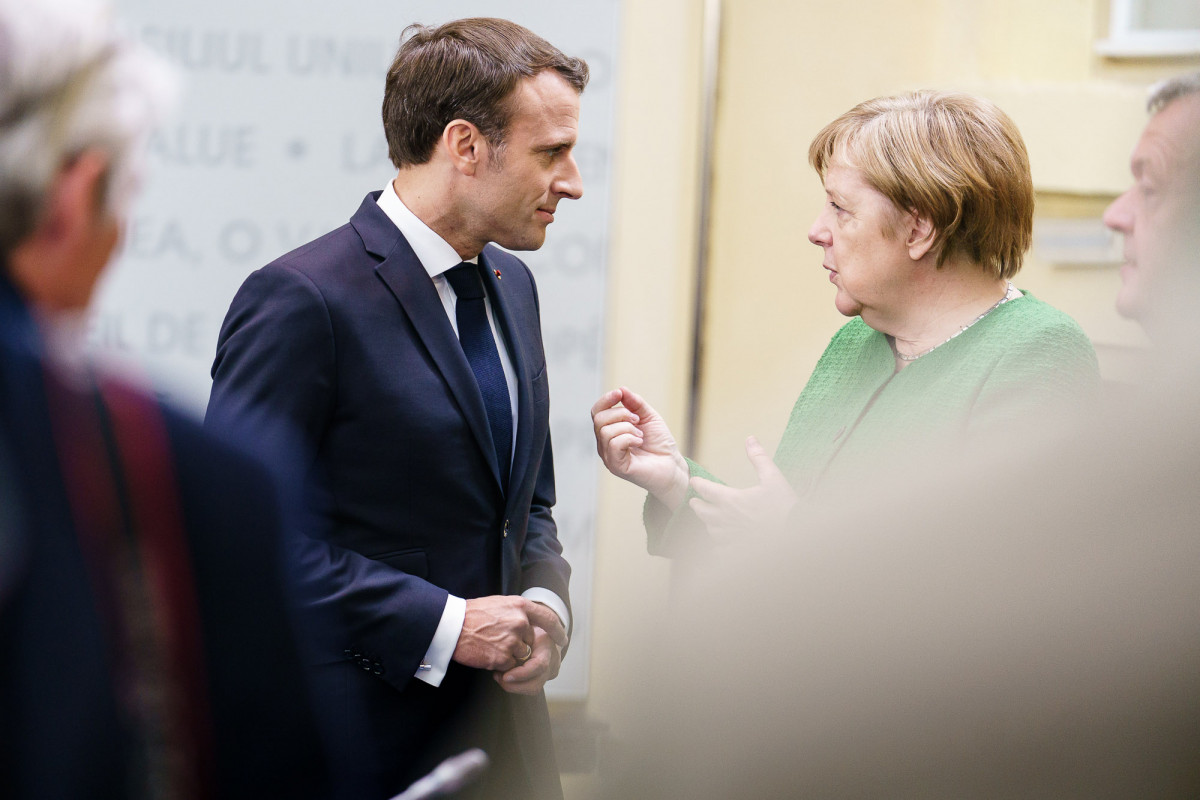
[0,1,372,797]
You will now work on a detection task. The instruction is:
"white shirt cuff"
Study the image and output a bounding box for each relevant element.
[522,587,570,633]
[415,594,466,687]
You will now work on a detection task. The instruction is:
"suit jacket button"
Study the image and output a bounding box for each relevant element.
[503,519,510,538]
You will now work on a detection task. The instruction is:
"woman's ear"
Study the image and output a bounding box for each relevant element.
[906,210,936,261]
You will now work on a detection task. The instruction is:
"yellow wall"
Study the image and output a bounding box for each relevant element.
[575,2,1199,796]
[562,3,704,795]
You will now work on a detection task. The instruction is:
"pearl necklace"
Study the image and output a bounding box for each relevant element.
[895,282,1020,362]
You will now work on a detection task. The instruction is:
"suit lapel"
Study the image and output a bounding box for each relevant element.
[352,197,504,492]
[479,249,534,503]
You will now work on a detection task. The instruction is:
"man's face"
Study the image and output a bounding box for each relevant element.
[467,70,583,252]
[1103,94,1200,326]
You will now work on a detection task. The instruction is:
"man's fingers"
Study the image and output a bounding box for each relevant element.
[494,637,561,695]
[526,603,568,647]
[499,654,546,684]
[454,596,568,672]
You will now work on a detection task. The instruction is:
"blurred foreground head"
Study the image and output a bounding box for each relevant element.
[0,0,173,312]
[600,400,1200,799]
[1104,72,1200,336]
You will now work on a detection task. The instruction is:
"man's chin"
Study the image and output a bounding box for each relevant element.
[1114,279,1145,322]
[494,232,548,252]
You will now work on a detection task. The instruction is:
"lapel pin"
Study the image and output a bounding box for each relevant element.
[493,269,502,280]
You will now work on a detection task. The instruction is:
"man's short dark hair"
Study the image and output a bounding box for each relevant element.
[382,17,589,170]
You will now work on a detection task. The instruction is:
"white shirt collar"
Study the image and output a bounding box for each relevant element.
[376,179,472,278]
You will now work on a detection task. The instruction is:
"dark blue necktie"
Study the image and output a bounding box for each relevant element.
[444,262,512,482]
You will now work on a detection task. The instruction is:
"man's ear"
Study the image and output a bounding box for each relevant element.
[442,119,484,177]
[7,149,115,311]
[905,210,937,261]
[31,150,111,246]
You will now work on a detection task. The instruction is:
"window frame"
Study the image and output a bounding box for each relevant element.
[1095,0,1200,57]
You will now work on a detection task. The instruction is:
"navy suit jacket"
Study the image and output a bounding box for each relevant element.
[208,193,570,796]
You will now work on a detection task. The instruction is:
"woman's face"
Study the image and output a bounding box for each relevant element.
[808,162,914,323]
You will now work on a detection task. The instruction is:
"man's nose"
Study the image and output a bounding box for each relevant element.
[1103,188,1133,234]
[554,155,583,200]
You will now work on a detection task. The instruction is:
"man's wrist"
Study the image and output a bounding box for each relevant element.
[522,587,570,633]
[416,594,465,686]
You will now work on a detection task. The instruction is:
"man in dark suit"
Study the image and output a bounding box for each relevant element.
[0,1,369,797]
[207,17,587,799]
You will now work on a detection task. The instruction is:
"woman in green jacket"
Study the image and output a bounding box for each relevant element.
[591,91,1100,555]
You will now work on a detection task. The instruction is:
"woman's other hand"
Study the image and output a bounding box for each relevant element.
[591,386,689,508]
[690,436,797,541]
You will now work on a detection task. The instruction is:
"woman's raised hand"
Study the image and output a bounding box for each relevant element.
[590,386,689,509]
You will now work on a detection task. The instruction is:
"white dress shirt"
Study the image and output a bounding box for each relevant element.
[376,181,569,687]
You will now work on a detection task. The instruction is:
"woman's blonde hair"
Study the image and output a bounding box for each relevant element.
[808,91,1033,280]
